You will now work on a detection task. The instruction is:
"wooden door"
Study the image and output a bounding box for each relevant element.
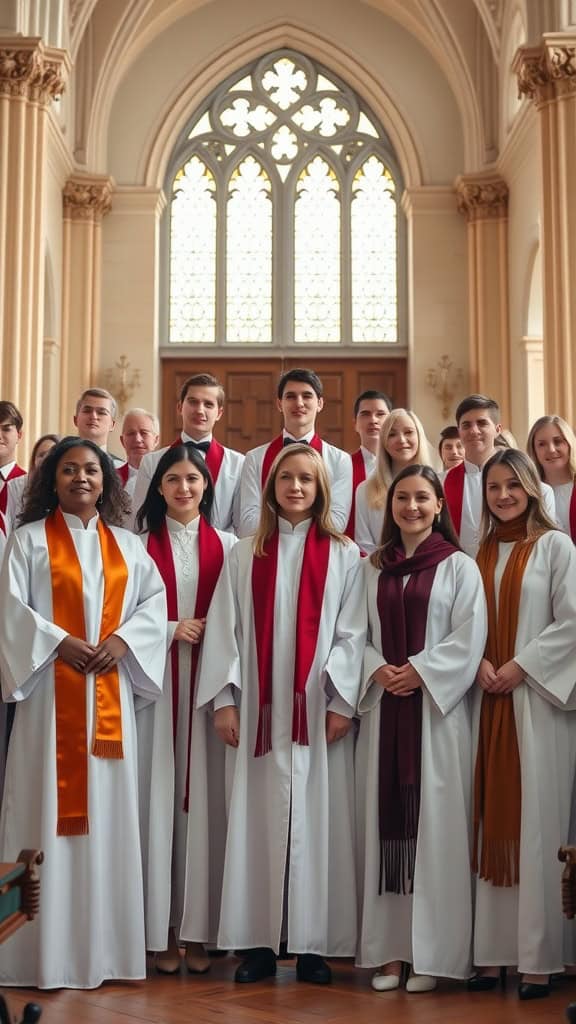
[161,356,407,454]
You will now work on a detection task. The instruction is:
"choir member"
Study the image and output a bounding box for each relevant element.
[356,464,486,991]
[0,437,167,989]
[117,408,160,497]
[527,414,576,539]
[0,401,26,537]
[355,409,432,555]
[238,368,352,537]
[437,425,464,475]
[345,390,390,539]
[198,444,365,984]
[135,444,236,974]
[73,387,123,466]
[470,449,576,1000]
[132,373,243,534]
[3,433,59,535]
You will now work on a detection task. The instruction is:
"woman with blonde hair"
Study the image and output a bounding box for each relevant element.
[527,414,576,539]
[196,443,365,986]
[355,409,433,554]
[470,448,576,1000]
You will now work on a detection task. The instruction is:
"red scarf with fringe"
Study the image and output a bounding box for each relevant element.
[147,516,224,811]
[377,532,457,893]
[252,521,331,756]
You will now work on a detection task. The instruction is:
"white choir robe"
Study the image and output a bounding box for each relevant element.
[4,474,27,535]
[354,479,384,554]
[131,436,244,534]
[136,517,236,950]
[0,514,167,990]
[356,552,487,978]
[472,530,576,975]
[238,435,352,538]
[196,519,366,954]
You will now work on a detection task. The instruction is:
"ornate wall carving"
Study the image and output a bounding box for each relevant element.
[0,41,69,102]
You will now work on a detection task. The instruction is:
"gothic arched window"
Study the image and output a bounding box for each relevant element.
[167,50,404,346]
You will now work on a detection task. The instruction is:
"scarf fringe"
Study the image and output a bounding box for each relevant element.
[379,838,417,895]
[292,691,309,746]
[254,703,272,757]
[57,815,89,837]
[92,738,124,759]
[475,837,520,888]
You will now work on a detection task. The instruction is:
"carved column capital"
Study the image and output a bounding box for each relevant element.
[455,173,509,221]
[513,35,576,104]
[0,38,70,103]
[63,174,114,221]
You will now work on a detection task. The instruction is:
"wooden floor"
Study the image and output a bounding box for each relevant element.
[3,956,576,1024]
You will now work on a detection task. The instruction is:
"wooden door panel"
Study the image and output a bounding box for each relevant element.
[161,357,407,453]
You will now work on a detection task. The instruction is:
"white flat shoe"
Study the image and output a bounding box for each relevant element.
[406,973,437,993]
[371,969,401,991]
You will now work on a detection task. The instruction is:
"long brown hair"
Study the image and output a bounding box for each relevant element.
[480,449,557,542]
[370,464,460,569]
[253,444,346,556]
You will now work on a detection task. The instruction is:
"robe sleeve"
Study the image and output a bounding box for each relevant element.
[0,530,68,701]
[354,483,378,556]
[195,547,242,708]
[514,532,576,707]
[111,541,167,701]
[328,449,353,534]
[321,543,366,710]
[238,450,262,539]
[408,554,487,716]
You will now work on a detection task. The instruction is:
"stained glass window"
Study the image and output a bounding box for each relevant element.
[167,50,403,345]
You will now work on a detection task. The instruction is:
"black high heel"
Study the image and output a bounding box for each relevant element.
[467,966,507,992]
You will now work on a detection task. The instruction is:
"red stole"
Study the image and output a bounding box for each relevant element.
[0,464,26,519]
[260,434,323,488]
[345,448,367,539]
[252,521,331,756]
[443,460,466,536]
[117,462,131,487]
[569,485,576,543]
[172,436,225,485]
[147,516,224,811]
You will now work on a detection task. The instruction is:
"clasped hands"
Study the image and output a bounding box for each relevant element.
[173,617,206,644]
[57,634,128,674]
[213,707,352,748]
[476,657,524,694]
[373,662,423,697]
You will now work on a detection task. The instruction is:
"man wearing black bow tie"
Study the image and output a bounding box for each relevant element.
[131,373,244,533]
[238,368,352,537]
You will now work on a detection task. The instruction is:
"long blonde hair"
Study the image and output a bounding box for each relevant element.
[365,408,433,510]
[480,449,557,543]
[253,444,346,556]
[526,414,576,483]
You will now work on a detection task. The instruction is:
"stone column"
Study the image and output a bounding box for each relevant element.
[513,33,576,422]
[0,37,69,441]
[455,172,511,424]
[61,173,113,433]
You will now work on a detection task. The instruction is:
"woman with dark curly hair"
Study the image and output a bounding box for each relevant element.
[0,436,167,990]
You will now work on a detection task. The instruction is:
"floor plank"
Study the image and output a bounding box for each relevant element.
[2,956,576,1023]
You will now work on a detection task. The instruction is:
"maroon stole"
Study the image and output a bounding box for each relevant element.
[0,510,4,535]
[443,460,466,536]
[147,516,224,811]
[376,532,457,894]
[171,437,225,485]
[0,464,26,520]
[252,521,331,756]
[569,485,576,543]
[260,433,323,488]
[116,462,131,487]
[345,448,367,539]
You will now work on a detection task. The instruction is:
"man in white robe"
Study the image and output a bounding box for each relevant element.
[0,517,167,989]
[196,523,365,981]
[132,374,243,533]
[238,369,352,537]
[118,407,160,500]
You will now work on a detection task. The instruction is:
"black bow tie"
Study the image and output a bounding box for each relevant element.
[186,440,211,454]
[283,437,309,447]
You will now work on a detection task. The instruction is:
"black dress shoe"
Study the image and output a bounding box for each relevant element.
[518,981,550,1000]
[234,948,277,983]
[296,954,332,985]
[467,967,507,992]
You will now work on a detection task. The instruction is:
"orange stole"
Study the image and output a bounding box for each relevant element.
[45,508,129,836]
